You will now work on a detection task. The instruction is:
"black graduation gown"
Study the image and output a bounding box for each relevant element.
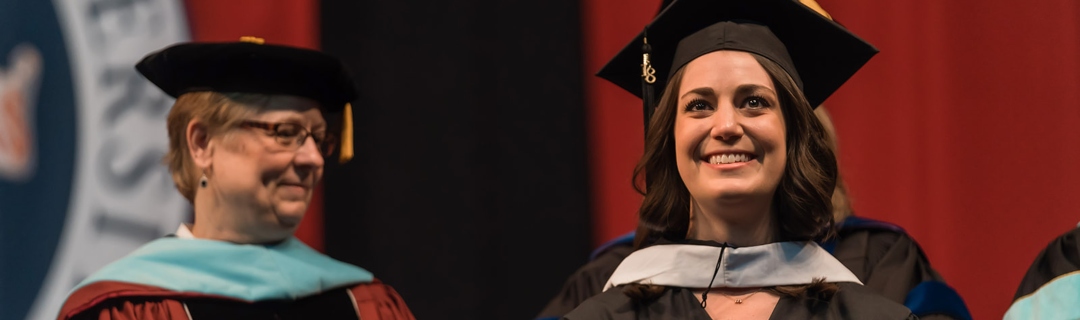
[537,216,970,320]
[1003,225,1080,319]
[539,243,635,317]
[564,282,916,320]
[822,217,969,320]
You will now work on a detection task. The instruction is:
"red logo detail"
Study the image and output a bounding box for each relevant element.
[0,44,42,182]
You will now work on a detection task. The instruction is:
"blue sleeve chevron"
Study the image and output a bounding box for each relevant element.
[588,231,636,261]
[904,280,973,320]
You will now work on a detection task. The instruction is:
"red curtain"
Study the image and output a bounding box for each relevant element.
[582,0,1080,319]
[183,0,324,251]
[580,0,657,247]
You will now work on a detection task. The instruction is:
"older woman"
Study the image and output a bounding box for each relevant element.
[563,0,915,318]
[56,39,415,320]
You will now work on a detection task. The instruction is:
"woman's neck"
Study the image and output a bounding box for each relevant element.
[686,197,776,247]
[191,189,286,244]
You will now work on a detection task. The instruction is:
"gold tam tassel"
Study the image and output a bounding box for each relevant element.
[239,36,265,44]
[799,0,833,20]
[338,103,354,163]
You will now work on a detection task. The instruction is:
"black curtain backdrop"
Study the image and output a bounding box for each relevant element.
[321,1,590,319]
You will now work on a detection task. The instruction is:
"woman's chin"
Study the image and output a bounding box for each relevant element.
[273,202,308,228]
[276,214,303,229]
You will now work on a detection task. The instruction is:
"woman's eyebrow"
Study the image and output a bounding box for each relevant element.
[680,84,776,100]
[681,87,716,100]
[734,84,776,97]
[264,114,326,129]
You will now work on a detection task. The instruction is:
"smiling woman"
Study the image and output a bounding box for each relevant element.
[563,0,914,319]
[54,39,415,320]
[676,51,788,216]
[171,92,331,243]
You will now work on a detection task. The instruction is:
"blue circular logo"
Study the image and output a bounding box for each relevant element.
[1,1,190,319]
[0,1,76,319]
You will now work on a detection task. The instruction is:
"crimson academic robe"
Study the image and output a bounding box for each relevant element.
[56,235,415,320]
[59,280,411,320]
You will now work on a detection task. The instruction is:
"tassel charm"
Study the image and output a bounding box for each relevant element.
[641,38,657,84]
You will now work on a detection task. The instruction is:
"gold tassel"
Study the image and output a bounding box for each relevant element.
[338,103,354,163]
[798,0,833,20]
[239,36,265,44]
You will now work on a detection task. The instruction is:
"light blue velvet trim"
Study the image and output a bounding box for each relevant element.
[72,237,373,301]
[1004,271,1080,320]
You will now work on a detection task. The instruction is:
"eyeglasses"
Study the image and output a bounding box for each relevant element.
[239,120,337,157]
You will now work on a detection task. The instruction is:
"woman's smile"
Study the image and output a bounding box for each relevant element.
[278,183,308,196]
[701,151,757,170]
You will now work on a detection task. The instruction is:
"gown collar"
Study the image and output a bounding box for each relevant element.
[72,225,373,301]
[604,241,861,291]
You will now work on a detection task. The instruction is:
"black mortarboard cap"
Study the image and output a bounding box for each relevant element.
[136,37,358,163]
[597,0,878,124]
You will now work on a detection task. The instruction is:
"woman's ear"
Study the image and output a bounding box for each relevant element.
[187,119,213,170]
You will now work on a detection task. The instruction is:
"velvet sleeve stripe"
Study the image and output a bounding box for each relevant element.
[57,281,240,320]
[348,280,417,320]
[903,280,972,320]
[588,231,635,261]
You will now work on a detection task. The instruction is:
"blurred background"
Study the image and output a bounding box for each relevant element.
[1,0,1078,319]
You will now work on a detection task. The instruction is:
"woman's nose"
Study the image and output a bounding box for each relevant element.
[710,104,743,142]
[294,136,325,167]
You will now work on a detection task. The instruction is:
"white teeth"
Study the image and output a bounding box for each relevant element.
[709,154,750,164]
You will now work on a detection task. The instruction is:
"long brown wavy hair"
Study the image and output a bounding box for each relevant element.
[814,106,854,222]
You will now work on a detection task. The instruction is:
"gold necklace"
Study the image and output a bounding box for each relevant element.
[719,289,762,304]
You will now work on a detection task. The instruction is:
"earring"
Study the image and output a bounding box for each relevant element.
[199,174,208,188]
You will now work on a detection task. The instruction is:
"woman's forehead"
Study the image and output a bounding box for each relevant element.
[680,51,773,93]
[261,94,322,111]
[252,102,326,125]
